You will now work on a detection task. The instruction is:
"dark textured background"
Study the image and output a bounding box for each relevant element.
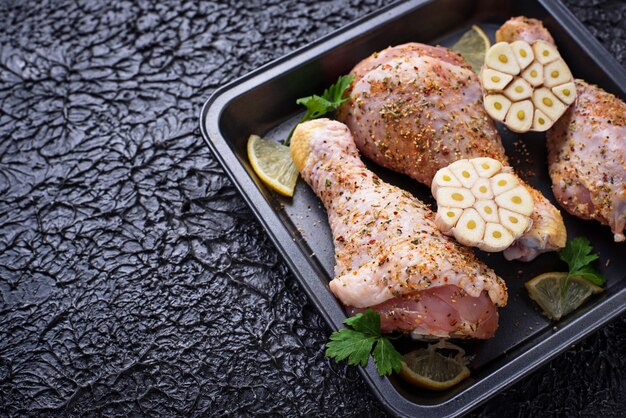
[0,0,624,416]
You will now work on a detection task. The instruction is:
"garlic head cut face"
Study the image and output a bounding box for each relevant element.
[432,158,534,252]
[481,40,576,132]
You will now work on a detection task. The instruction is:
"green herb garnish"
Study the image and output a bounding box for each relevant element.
[559,237,605,293]
[325,308,402,376]
[284,74,355,145]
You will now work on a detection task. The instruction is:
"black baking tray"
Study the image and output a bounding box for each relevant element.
[199,0,626,416]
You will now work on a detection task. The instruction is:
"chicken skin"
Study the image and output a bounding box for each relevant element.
[498,17,626,241]
[291,119,507,339]
[336,43,566,261]
[495,16,555,45]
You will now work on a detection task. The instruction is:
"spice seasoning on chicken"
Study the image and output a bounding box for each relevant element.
[547,80,626,242]
[290,118,508,339]
[335,42,567,261]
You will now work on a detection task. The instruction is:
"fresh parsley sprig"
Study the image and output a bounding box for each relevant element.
[559,237,605,293]
[284,74,355,145]
[325,308,402,376]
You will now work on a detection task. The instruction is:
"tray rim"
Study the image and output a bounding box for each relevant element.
[199,1,626,416]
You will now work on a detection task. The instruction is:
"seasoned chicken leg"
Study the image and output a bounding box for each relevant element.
[291,119,507,339]
[336,43,566,261]
[498,17,626,241]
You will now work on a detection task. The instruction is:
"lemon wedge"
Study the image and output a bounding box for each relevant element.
[451,25,491,73]
[247,135,299,197]
[399,341,470,391]
[525,272,603,320]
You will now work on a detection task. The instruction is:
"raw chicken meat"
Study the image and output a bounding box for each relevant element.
[495,16,555,45]
[290,118,507,339]
[548,80,626,241]
[497,17,626,242]
[336,43,566,261]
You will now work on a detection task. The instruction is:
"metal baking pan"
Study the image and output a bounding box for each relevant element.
[199,0,626,415]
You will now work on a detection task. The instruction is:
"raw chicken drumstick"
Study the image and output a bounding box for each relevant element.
[497,17,626,242]
[495,16,554,46]
[336,43,566,261]
[290,118,507,339]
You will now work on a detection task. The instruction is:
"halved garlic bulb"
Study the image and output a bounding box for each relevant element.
[480,39,576,132]
[432,157,534,252]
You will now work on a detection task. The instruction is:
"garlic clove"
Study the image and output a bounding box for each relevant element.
[470,157,502,179]
[454,208,486,247]
[552,82,577,105]
[499,208,531,236]
[543,59,573,88]
[436,187,475,209]
[474,199,500,223]
[435,207,463,233]
[480,223,515,252]
[432,166,462,195]
[495,185,534,216]
[504,100,534,132]
[532,108,552,132]
[483,94,512,122]
[521,61,544,87]
[503,77,533,101]
[511,40,534,69]
[490,172,519,195]
[481,68,514,91]
[533,87,567,121]
[448,159,479,189]
[485,42,520,75]
[532,40,560,65]
[471,177,494,201]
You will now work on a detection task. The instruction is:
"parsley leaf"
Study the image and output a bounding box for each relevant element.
[344,309,380,335]
[325,308,402,376]
[295,95,333,120]
[284,74,355,145]
[559,237,606,292]
[318,73,354,105]
[325,330,376,367]
[372,336,403,376]
[573,265,606,286]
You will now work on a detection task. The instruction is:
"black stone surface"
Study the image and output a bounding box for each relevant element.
[0,0,624,416]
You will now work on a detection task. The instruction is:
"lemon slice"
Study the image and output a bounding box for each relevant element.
[399,341,470,391]
[247,135,299,197]
[451,25,491,73]
[525,272,603,320]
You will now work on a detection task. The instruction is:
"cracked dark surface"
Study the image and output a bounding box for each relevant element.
[0,0,624,416]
